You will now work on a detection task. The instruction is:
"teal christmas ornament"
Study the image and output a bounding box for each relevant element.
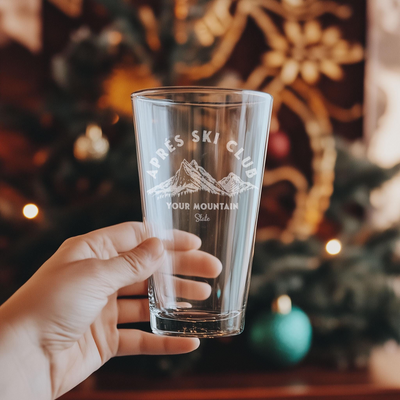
[250,299,312,367]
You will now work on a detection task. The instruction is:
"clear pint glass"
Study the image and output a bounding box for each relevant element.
[132,87,272,337]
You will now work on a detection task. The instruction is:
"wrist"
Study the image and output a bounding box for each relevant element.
[0,300,52,400]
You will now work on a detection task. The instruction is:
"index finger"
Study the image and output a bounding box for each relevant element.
[60,222,202,261]
[117,330,200,356]
[94,223,201,252]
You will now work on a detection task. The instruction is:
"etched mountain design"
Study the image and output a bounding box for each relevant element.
[147,159,257,198]
[219,172,258,194]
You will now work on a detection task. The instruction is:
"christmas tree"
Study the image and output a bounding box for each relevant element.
[251,139,400,368]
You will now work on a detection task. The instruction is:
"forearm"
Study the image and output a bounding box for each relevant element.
[0,300,52,400]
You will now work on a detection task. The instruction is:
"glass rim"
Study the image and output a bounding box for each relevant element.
[131,86,273,106]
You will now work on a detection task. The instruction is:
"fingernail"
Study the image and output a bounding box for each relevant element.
[191,234,202,249]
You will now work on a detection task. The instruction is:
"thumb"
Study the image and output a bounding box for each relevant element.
[100,237,165,292]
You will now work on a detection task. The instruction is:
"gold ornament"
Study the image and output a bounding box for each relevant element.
[74,124,109,161]
[138,6,161,50]
[102,64,160,116]
[262,20,363,85]
[193,0,232,46]
[48,0,83,17]
[172,0,363,241]
[98,0,364,242]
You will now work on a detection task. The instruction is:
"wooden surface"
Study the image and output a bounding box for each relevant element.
[61,387,400,400]
[60,365,400,400]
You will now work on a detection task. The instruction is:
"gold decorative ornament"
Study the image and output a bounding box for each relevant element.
[48,0,83,17]
[122,0,364,241]
[262,20,363,85]
[103,64,161,116]
[138,6,161,51]
[166,0,363,241]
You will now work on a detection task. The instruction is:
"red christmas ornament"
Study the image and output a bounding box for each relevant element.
[268,130,291,159]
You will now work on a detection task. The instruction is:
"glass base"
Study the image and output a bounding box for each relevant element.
[150,310,244,338]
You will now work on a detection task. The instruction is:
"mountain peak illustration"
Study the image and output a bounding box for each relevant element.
[219,172,257,195]
[147,160,257,198]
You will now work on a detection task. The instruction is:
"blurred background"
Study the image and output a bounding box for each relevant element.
[2,0,400,399]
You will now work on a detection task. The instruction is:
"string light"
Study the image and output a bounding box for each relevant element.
[273,295,292,315]
[174,0,188,20]
[326,239,342,255]
[23,204,39,219]
[86,124,102,140]
[107,31,123,46]
[74,124,110,161]
[33,150,48,166]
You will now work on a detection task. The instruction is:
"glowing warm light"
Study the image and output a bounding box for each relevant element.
[86,124,102,140]
[23,204,39,219]
[274,295,292,315]
[326,239,342,255]
[74,124,109,161]
[107,31,123,46]
[33,150,48,166]
[175,0,188,19]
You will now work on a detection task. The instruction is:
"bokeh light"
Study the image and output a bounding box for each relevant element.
[23,204,39,219]
[326,239,342,255]
[275,295,292,315]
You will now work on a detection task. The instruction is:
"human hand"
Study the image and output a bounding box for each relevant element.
[0,222,221,400]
